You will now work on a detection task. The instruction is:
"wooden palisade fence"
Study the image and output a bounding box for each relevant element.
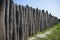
[0,0,58,40]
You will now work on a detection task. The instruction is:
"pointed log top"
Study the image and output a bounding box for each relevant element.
[46,10,48,13]
[42,9,44,13]
[26,5,29,8]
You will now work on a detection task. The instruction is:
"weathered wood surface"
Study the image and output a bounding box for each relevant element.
[0,0,58,40]
[0,0,6,40]
[13,4,17,40]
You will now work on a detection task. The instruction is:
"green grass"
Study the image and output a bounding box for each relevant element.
[47,23,60,40]
[37,23,60,40]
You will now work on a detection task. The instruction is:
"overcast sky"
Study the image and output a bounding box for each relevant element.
[13,0,60,19]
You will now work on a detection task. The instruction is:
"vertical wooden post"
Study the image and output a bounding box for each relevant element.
[28,7,31,36]
[0,0,6,40]
[16,5,20,40]
[9,1,14,40]
[39,10,42,31]
[19,5,23,40]
[30,7,33,36]
[32,8,35,35]
[25,5,30,40]
[6,0,11,40]
[36,8,38,33]
[13,4,17,40]
[36,8,40,32]
[34,8,36,34]
[23,6,26,40]
[21,6,25,40]
[38,10,40,32]
[38,10,41,31]
[41,10,44,31]
[35,8,37,33]
[44,12,46,30]
[28,7,33,36]
[46,11,48,28]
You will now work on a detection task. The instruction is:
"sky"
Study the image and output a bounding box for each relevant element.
[13,0,60,19]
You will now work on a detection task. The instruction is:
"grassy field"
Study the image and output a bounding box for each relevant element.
[37,23,60,40]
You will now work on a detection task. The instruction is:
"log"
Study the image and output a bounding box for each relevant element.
[9,1,14,40]
[0,0,6,40]
[13,4,17,40]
